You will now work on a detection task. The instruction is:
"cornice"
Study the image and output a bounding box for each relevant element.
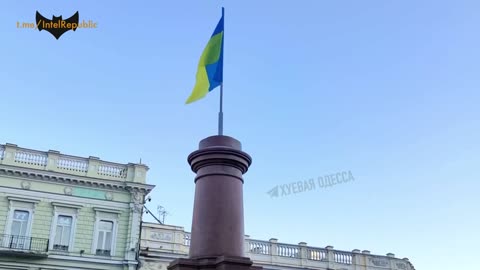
[0,164,155,194]
[93,207,123,214]
[51,202,84,209]
[7,195,41,204]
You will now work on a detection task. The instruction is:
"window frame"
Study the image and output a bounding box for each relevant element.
[95,219,115,256]
[49,202,82,253]
[3,196,40,251]
[4,207,34,250]
[50,213,76,252]
[91,208,120,257]
[10,209,32,237]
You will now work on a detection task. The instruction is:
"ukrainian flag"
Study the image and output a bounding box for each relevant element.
[186,8,224,104]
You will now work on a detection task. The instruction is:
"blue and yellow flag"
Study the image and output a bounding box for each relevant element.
[186,8,224,104]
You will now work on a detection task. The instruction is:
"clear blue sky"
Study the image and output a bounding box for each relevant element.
[1,1,479,269]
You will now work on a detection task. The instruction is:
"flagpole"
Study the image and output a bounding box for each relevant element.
[218,7,225,136]
[218,83,224,135]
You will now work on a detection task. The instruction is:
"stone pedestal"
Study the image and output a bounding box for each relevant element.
[168,256,262,270]
[168,135,261,270]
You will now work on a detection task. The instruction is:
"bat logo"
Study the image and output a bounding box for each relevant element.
[36,11,79,39]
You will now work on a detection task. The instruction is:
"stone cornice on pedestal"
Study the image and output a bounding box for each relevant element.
[188,136,252,183]
[169,256,262,270]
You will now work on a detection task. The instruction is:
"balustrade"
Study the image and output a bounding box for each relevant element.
[97,164,128,179]
[184,232,191,246]
[0,143,146,182]
[177,233,410,269]
[14,150,48,166]
[334,251,353,264]
[308,248,328,261]
[57,157,89,172]
[248,240,271,255]
[277,244,300,258]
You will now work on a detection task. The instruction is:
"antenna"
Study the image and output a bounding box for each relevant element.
[157,205,169,224]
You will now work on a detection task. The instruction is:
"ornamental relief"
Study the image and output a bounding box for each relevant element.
[139,261,166,270]
[132,191,142,203]
[105,192,113,201]
[132,202,143,213]
[369,258,389,267]
[150,232,173,242]
[21,181,31,190]
[64,186,73,195]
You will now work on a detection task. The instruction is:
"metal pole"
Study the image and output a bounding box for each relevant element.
[218,7,225,136]
[218,83,224,135]
[143,205,163,225]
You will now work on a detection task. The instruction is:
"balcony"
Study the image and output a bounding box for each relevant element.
[0,234,49,257]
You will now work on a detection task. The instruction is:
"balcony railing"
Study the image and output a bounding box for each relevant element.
[0,234,49,253]
[52,244,69,251]
[96,249,111,256]
[0,143,148,183]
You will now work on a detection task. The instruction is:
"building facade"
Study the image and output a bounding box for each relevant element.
[0,143,154,270]
[138,223,416,270]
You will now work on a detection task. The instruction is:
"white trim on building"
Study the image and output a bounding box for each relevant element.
[49,202,83,252]
[92,208,121,257]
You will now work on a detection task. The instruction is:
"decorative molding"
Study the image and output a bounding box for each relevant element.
[93,207,123,214]
[130,190,144,213]
[105,192,113,201]
[132,191,142,203]
[150,232,174,242]
[47,253,127,264]
[64,186,73,195]
[0,187,129,210]
[51,202,84,209]
[0,165,155,194]
[369,258,389,267]
[7,195,41,204]
[131,202,143,213]
[20,181,31,190]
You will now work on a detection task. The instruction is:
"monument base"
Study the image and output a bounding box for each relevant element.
[168,256,262,270]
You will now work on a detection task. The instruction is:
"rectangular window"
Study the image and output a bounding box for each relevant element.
[96,220,113,256]
[10,210,30,249]
[53,215,72,251]
[11,210,29,236]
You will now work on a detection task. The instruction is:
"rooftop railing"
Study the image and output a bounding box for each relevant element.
[140,224,416,270]
[0,143,148,183]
